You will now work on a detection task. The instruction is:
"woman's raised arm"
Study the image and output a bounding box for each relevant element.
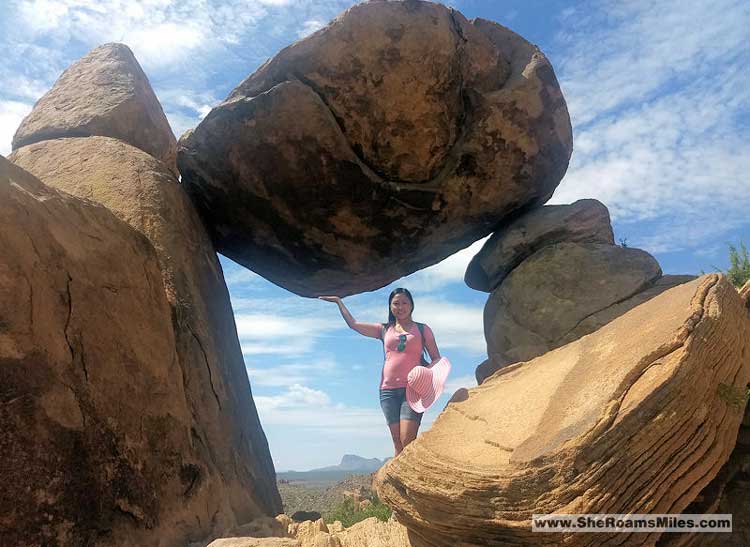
[318,296,383,339]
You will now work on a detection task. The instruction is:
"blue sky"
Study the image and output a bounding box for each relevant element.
[2,0,748,471]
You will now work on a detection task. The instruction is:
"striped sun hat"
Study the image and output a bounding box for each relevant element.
[406,357,451,413]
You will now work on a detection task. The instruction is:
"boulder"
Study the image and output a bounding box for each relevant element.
[178,1,572,296]
[484,242,662,366]
[11,138,281,539]
[376,275,750,546]
[465,199,614,291]
[0,156,193,545]
[12,43,177,174]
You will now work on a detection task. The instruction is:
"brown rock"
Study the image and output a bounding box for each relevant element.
[11,138,281,539]
[0,156,192,546]
[377,275,750,546]
[465,199,615,291]
[12,43,177,174]
[484,242,662,366]
[178,1,572,296]
[740,280,750,309]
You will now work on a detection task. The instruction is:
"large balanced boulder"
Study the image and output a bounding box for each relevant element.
[12,43,177,174]
[465,199,615,291]
[376,275,750,546]
[0,156,199,546]
[178,0,572,296]
[483,241,662,366]
[11,138,281,541]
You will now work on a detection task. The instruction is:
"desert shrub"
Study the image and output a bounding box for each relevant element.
[324,496,392,527]
[726,241,750,288]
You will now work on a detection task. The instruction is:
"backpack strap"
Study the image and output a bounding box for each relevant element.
[416,322,430,365]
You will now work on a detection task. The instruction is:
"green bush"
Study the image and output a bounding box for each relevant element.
[726,241,750,288]
[324,496,392,528]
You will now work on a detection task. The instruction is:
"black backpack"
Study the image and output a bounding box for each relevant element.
[381,322,430,366]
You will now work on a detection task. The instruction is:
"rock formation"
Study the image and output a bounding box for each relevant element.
[178,0,572,296]
[6,44,280,545]
[202,514,410,547]
[12,43,178,175]
[377,275,750,546]
[0,156,195,546]
[472,200,695,383]
[465,199,615,292]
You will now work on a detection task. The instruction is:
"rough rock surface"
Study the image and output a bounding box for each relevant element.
[484,241,662,367]
[0,156,196,546]
[465,199,615,291]
[178,0,572,296]
[11,138,281,540]
[203,515,410,547]
[376,275,750,546]
[12,43,177,174]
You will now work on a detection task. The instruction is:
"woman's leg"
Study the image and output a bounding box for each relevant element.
[388,422,403,455]
[380,389,404,455]
[400,419,420,449]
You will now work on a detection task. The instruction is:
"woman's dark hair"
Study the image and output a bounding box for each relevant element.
[387,288,414,325]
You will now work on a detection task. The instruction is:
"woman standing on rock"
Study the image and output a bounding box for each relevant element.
[319,288,443,456]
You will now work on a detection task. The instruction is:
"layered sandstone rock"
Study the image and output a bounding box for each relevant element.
[483,241,662,367]
[11,137,281,540]
[0,156,197,546]
[12,43,177,174]
[178,0,572,296]
[377,275,750,546]
[465,199,615,291]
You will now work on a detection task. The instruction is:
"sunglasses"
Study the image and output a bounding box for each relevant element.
[397,334,407,352]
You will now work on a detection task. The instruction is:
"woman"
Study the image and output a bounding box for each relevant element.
[319,288,440,456]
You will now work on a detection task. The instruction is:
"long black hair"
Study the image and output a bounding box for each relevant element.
[387,287,415,325]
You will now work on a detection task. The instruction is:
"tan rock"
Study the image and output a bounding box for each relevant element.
[377,275,750,546]
[484,242,662,366]
[206,539,300,547]
[740,280,750,309]
[12,43,177,174]
[332,517,411,547]
[0,156,195,546]
[178,1,572,296]
[10,137,281,540]
[465,199,615,291]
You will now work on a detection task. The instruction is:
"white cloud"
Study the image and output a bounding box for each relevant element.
[298,18,326,38]
[442,374,476,395]
[551,0,750,256]
[0,100,33,156]
[254,383,384,434]
[400,237,489,291]
[247,357,338,387]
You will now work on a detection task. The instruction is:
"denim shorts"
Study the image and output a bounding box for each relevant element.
[379,387,423,425]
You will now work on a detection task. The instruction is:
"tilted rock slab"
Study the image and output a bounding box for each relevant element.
[12,43,177,174]
[376,275,750,546]
[465,199,615,292]
[11,138,281,541]
[483,241,663,368]
[178,0,572,296]
[0,156,198,546]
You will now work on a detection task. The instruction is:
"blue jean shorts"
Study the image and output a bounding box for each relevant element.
[379,388,423,425]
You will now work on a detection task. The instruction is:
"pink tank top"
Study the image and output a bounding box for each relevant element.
[380,323,435,389]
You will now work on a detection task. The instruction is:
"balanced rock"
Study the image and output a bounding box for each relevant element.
[12,43,177,174]
[11,138,281,539]
[484,241,662,367]
[376,275,750,546]
[0,156,195,546]
[178,1,572,296]
[465,199,614,291]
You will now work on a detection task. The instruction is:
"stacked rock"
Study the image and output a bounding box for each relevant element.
[465,199,695,383]
[5,44,280,546]
[177,0,573,297]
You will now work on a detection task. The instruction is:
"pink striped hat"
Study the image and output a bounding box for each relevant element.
[406,357,451,413]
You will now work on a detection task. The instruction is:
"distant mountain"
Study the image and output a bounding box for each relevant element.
[311,454,386,473]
